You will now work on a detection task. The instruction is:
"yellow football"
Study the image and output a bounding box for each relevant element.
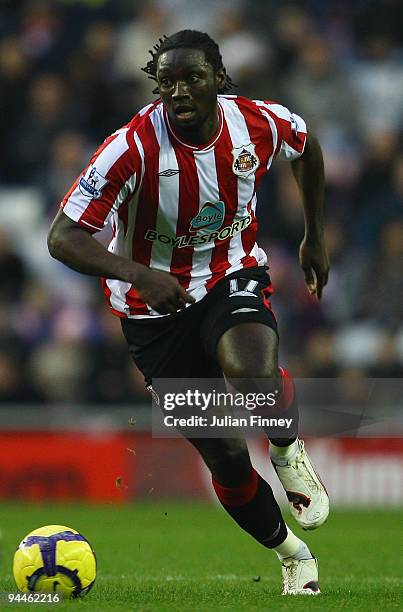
[13,524,96,598]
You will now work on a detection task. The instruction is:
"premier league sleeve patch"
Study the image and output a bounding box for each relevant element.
[232,143,260,179]
[79,166,109,199]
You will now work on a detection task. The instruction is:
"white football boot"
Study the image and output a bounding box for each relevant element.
[271,439,329,530]
[281,556,320,595]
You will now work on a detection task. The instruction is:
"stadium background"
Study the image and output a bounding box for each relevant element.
[0,0,402,509]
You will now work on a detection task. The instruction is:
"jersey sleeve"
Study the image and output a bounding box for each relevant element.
[255,100,307,162]
[61,127,142,232]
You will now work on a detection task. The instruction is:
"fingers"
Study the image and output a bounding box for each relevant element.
[305,267,329,300]
[171,286,194,312]
[156,303,175,315]
[299,242,329,300]
[302,266,316,296]
[178,285,196,304]
[156,287,195,314]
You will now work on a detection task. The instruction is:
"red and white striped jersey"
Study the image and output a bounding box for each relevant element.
[61,95,306,318]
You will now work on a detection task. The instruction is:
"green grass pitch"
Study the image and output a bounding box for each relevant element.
[0,502,401,610]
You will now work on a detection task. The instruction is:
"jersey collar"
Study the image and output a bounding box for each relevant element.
[164,101,224,152]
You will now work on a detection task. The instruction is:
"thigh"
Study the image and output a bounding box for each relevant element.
[200,266,279,373]
[121,306,221,385]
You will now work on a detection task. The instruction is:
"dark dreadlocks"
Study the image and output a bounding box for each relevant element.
[141,30,235,95]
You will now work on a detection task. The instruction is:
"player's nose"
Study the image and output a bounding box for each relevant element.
[172,80,190,99]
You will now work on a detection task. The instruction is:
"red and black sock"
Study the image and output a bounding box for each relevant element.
[212,467,287,548]
[267,366,299,447]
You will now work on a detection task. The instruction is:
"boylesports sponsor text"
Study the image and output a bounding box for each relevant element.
[145,213,252,248]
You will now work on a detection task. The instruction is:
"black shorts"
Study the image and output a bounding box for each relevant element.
[121,266,278,384]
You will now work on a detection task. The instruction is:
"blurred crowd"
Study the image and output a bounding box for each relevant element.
[0,0,402,405]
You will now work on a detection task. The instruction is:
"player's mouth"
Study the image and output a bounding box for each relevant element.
[173,105,197,121]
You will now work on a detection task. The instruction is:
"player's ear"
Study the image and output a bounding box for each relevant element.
[216,68,226,92]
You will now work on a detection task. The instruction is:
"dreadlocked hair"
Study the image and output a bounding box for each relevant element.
[141,29,235,95]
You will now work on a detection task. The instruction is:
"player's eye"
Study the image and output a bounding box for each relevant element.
[160,77,173,88]
[188,74,200,83]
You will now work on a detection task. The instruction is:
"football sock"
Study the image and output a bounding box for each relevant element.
[270,439,298,465]
[267,366,299,447]
[212,467,287,548]
[273,528,313,560]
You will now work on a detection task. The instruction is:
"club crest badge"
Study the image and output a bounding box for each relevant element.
[232,143,259,179]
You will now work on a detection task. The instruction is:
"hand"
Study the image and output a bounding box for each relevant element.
[299,237,330,300]
[133,266,195,314]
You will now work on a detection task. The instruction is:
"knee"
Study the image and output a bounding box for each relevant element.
[223,358,281,396]
[217,324,279,381]
[223,356,277,380]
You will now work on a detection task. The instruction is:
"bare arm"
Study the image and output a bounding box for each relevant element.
[47,210,195,314]
[48,210,137,280]
[291,132,329,299]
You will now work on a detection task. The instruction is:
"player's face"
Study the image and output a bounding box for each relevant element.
[156,48,225,143]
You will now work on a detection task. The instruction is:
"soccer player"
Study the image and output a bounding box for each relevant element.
[48,30,330,595]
